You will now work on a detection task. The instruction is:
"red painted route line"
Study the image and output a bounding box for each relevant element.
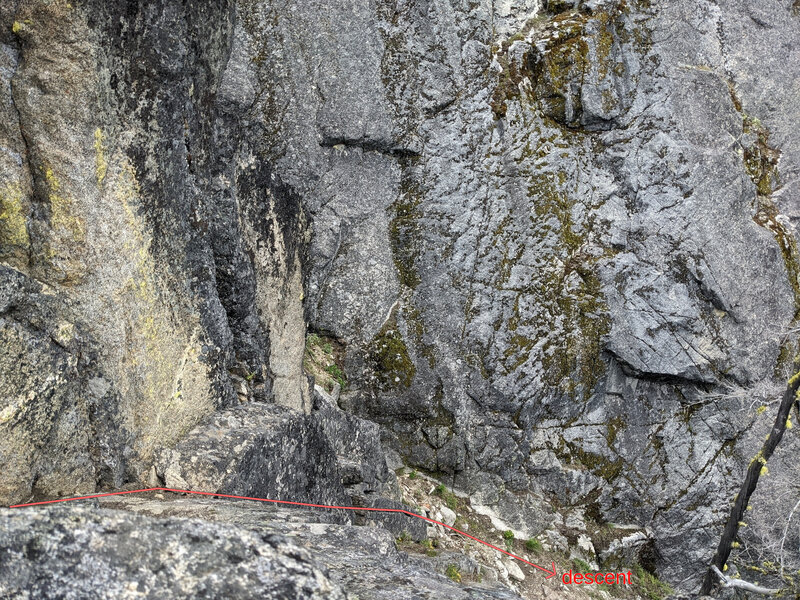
[8,487,557,578]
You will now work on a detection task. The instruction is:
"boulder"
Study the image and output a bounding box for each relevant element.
[156,403,347,509]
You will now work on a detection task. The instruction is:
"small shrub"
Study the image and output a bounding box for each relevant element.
[325,363,346,388]
[446,564,462,583]
[525,538,542,552]
[305,333,347,391]
[503,530,514,550]
[408,470,418,480]
[433,484,457,510]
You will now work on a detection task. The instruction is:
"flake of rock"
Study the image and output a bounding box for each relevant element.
[506,560,526,582]
[439,505,457,527]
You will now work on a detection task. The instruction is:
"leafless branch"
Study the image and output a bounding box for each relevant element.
[700,366,800,594]
[780,497,800,578]
[710,565,780,596]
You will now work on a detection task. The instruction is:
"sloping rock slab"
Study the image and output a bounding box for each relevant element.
[0,498,524,599]
[0,505,345,599]
[98,495,523,599]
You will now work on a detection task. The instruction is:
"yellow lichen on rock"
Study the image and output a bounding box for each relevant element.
[45,166,85,242]
[0,183,30,249]
[107,160,214,466]
[94,128,108,185]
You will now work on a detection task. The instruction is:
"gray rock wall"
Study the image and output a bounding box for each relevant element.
[0,505,349,599]
[1,0,799,591]
[252,0,800,586]
[0,0,312,504]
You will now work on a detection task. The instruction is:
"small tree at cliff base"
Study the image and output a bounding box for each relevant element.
[700,363,800,595]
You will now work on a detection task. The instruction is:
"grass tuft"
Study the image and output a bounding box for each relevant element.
[445,564,462,583]
[525,538,542,552]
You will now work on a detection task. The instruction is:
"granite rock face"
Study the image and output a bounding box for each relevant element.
[311,389,429,540]
[264,0,800,587]
[0,505,347,600]
[1,0,800,593]
[0,0,313,503]
[0,264,130,502]
[155,403,349,507]
[0,500,524,600]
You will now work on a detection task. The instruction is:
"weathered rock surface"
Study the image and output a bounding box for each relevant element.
[0,264,129,502]
[311,389,400,505]
[0,499,523,600]
[0,0,314,506]
[260,0,800,588]
[1,0,800,594]
[0,505,346,600]
[312,388,428,539]
[153,393,428,539]
[155,403,348,507]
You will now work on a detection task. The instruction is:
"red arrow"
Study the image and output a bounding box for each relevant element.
[9,487,559,578]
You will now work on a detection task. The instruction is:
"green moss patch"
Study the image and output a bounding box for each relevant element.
[303,332,347,393]
[738,113,800,373]
[633,564,674,600]
[498,167,611,399]
[367,315,415,390]
[389,165,423,289]
[743,116,780,197]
